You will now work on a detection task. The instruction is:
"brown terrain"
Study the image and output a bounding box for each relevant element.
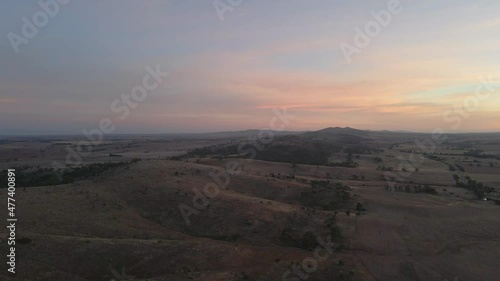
[0,128,499,281]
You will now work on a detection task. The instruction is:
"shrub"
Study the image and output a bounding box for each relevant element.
[212,234,241,242]
[301,231,318,250]
[17,237,32,245]
[356,202,367,211]
[280,227,296,246]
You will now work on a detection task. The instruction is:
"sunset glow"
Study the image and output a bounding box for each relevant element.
[1,0,499,134]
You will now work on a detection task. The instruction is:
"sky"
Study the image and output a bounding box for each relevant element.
[1,0,500,134]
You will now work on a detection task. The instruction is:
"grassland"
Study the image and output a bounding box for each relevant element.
[0,128,499,280]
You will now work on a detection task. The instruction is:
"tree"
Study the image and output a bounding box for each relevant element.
[301,231,318,250]
[329,224,343,243]
[347,153,353,162]
[356,202,366,211]
[280,227,296,246]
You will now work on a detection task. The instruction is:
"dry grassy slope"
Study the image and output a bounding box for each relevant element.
[351,184,500,281]
[2,153,498,281]
[0,159,368,281]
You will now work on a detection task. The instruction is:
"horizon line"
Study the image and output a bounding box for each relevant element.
[2,127,500,137]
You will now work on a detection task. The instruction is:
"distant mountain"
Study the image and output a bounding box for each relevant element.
[301,127,369,139]
[188,130,302,139]
[317,126,367,135]
[185,126,382,165]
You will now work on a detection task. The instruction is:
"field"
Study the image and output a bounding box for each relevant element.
[0,128,499,281]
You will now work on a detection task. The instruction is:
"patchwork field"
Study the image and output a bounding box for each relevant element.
[0,128,499,280]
